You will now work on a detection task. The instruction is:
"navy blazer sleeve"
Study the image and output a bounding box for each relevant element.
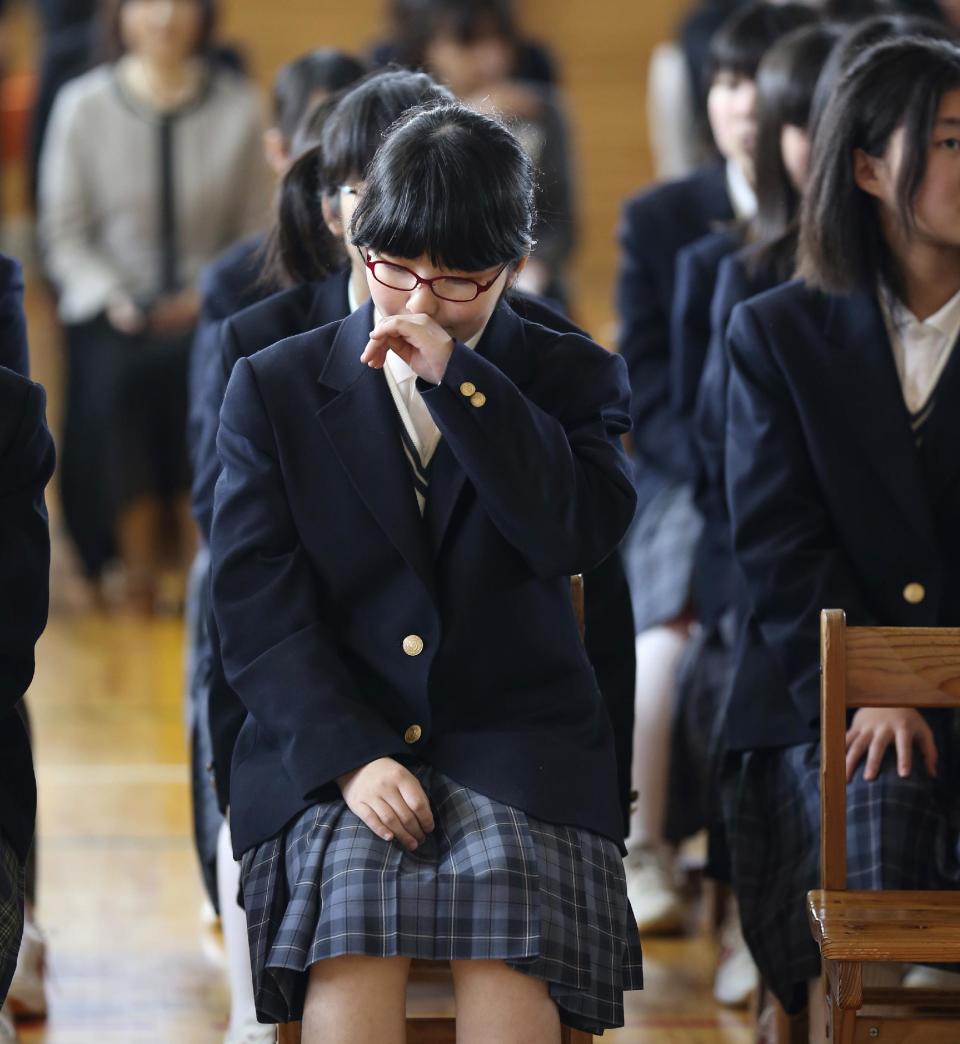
[421,339,637,578]
[0,256,29,378]
[0,375,54,715]
[212,358,409,795]
[725,302,877,723]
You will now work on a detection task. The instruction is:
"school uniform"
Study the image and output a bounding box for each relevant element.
[197,272,637,837]
[0,256,29,378]
[0,367,54,1001]
[210,299,643,1031]
[616,162,738,630]
[722,281,960,1012]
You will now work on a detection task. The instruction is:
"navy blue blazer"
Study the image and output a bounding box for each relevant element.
[211,300,636,856]
[0,255,29,378]
[616,163,734,508]
[724,282,960,750]
[188,233,273,477]
[671,229,740,624]
[0,367,54,861]
[198,273,637,837]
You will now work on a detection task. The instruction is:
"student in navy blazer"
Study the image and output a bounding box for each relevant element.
[211,103,641,1038]
[0,366,54,1005]
[722,37,960,1014]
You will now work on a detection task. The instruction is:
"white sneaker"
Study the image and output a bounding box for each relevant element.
[7,917,46,1019]
[623,843,686,934]
[902,965,960,989]
[713,901,758,1007]
[0,1006,18,1042]
[224,1019,277,1044]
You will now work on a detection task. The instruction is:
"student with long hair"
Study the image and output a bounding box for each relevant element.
[723,34,960,1018]
[210,101,643,1042]
[617,0,816,936]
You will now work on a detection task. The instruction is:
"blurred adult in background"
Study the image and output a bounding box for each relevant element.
[185,50,364,1044]
[38,0,269,613]
[373,0,575,303]
[0,327,55,1035]
[617,0,817,940]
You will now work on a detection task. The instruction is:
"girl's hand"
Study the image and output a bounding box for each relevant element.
[106,295,147,335]
[844,707,938,783]
[360,313,455,386]
[148,288,200,336]
[336,757,435,850]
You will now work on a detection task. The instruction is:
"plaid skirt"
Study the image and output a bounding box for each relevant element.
[240,763,643,1033]
[0,834,24,1003]
[722,742,960,1014]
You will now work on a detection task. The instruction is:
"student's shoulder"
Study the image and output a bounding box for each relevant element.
[728,280,834,373]
[0,369,50,469]
[623,163,727,226]
[517,309,624,386]
[733,279,830,334]
[51,64,116,120]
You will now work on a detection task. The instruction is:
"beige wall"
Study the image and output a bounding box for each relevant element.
[218,0,689,339]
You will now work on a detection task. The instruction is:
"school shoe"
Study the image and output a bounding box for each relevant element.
[224,1018,277,1044]
[6,917,46,1019]
[623,843,686,934]
[0,1006,18,1042]
[713,900,759,1007]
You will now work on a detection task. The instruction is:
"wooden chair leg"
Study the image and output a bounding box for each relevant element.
[276,1022,302,1044]
[755,978,808,1044]
[824,961,861,1044]
[561,1026,593,1044]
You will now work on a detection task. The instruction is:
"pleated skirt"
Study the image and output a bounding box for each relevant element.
[240,763,643,1033]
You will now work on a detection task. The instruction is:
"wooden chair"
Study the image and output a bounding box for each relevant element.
[277,578,594,1043]
[806,609,960,1044]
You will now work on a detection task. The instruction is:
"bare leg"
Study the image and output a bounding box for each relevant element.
[301,955,409,1044]
[451,960,561,1044]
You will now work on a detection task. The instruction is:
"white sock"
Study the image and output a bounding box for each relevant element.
[217,818,258,1032]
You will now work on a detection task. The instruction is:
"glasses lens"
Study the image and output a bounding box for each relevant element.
[433,278,479,302]
[374,262,419,291]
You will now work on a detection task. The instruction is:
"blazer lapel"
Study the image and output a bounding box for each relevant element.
[424,300,534,553]
[826,292,937,546]
[315,303,435,596]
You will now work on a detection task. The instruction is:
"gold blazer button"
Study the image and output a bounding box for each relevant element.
[470,392,486,408]
[460,381,476,397]
[402,634,424,656]
[404,724,423,744]
[903,582,926,605]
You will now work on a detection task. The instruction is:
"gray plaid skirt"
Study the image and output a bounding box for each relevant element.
[722,740,960,1014]
[0,834,24,1003]
[240,763,643,1033]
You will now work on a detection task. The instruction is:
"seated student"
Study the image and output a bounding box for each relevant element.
[0,366,55,1038]
[667,20,840,1009]
[196,70,637,848]
[616,0,816,934]
[722,35,960,1019]
[210,101,643,1042]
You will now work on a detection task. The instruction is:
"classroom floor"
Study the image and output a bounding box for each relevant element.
[15,279,754,1043]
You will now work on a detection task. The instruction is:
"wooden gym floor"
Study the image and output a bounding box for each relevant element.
[15,281,754,1043]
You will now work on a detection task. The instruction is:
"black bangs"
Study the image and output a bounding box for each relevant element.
[350,104,536,272]
[707,2,818,82]
[320,70,454,190]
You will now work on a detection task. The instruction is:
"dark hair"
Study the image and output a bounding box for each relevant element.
[385,0,518,68]
[351,102,535,271]
[272,50,366,146]
[808,13,955,140]
[706,1,818,85]
[102,0,217,60]
[273,69,452,286]
[747,22,843,279]
[321,69,453,191]
[799,35,960,295]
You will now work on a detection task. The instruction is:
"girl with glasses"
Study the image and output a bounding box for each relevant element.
[209,101,642,1043]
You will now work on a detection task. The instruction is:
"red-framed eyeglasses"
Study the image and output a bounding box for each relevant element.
[360,249,508,303]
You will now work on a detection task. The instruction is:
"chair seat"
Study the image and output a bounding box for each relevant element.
[807,890,960,962]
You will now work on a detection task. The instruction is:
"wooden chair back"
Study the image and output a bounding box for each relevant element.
[819,609,960,890]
